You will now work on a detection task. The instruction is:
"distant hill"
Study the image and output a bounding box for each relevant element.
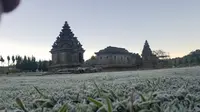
[187,49,200,56]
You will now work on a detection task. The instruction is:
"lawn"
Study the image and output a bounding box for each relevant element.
[1,66,200,112]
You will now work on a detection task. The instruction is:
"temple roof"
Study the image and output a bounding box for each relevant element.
[142,40,153,57]
[95,46,130,55]
[50,21,84,53]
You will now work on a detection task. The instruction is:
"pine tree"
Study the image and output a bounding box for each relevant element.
[135,53,142,68]
[178,59,183,65]
[90,56,96,60]
[15,55,18,62]
[16,56,22,70]
[7,56,10,66]
[22,56,28,70]
[41,61,48,71]
[0,56,3,66]
[12,55,15,65]
[31,56,37,72]
[27,57,31,71]
[16,56,20,69]
[38,60,42,71]
[0,56,5,66]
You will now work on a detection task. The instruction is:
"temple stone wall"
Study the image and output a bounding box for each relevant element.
[73,53,80,64]
[51,52,84,66]
[130,55,137,65]
[52,53,57,65]
[60,52,66,64]
[94,46,138,68]
[95,54,136,67]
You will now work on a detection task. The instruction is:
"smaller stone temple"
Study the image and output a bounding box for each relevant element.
[49,21,85,70]
[141,40,158,68]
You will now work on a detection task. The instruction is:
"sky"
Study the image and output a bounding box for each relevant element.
[0,0,200,61]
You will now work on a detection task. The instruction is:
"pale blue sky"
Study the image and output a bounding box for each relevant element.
[0,0,200,60]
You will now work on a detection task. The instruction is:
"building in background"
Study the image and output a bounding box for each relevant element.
[48,22,159,71]
[141,40,158,68]
[92,46,141,68]
[49,21,85,70]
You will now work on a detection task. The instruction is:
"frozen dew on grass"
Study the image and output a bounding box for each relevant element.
[1,66,200,111]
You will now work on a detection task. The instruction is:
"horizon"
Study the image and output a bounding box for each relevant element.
[1,0,200,61]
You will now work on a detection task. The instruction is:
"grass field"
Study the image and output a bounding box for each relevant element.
[1,66,200,112]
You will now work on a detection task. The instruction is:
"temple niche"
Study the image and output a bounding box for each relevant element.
[49,21,85,70]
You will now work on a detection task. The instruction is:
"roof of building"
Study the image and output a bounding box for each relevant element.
[50,21,84,53]
[95,46,130,55]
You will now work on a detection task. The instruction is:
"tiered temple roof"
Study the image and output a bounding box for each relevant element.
[142,40,153,58]
[50,21,84,53]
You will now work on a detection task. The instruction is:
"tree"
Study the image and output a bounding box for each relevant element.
[27,57,31,71]
[183,57,189,65]
[15,55,19,62]
[38,60,42,71]
[191,57,197,65]
[16,55,23,70]
[15,55,41,72]
[197,56,200,64]
[90,55,96,60]
[41,61,49,71]
[21,56,28,71]
[0,56,2,66]
[12,55,15,65]
[49,60,52,66]
[0,56,5,66]
[7,56,10,66]
[187,56,192,65]
[16,56,20,69]
[152,50,171,68]
[178,58,183,65]
[135,54,142,69]
[30,56,37,72]
[152,50,170,60]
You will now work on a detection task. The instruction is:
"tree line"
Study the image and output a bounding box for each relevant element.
[0,55,51,72]
[1,49,200,72]
[86,49,200,70]
[153,49,200,68]
[171,50,200,67]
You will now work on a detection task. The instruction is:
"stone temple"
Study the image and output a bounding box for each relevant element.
[94,46,140,68]
[141,40,158,68]
[49,21,85,70]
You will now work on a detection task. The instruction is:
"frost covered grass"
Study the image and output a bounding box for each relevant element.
[1,66,200,111]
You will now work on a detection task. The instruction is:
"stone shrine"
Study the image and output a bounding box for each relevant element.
[49,21,85,70]
[141,40,158,68]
